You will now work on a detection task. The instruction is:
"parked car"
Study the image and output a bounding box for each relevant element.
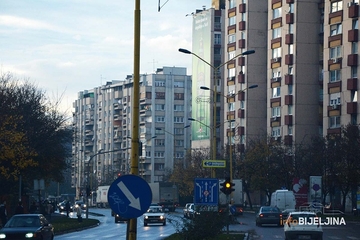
[284,211,323,240]
[0,214,54,240]
[74,200,87,210]
[143,205,166,226]
[183,203,191,218]
[255,206,282,227]
[57,201,73,212]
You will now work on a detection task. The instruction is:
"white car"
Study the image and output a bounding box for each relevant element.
[284,211,323,240]
[143,205,166,226]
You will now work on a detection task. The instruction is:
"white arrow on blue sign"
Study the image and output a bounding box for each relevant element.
[194,178,218,205]
[108,175,152,219]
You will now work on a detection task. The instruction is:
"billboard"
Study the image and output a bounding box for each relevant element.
[191,10,212,141]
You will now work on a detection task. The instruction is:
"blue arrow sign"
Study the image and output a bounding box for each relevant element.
[108,175,152,219]
[194,178,218,205]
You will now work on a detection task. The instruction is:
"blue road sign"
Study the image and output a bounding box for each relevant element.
[194,178,218,205]
[108,174,152,219]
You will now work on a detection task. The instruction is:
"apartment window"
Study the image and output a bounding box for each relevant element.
[272,87,281,98]
[174,81,184,88]
[240,101,245,109]
[155,92,165,99]
[329,116,340,128]
[240,31,245,40]
[240,13,246,21]
[174,117,184,123]
[329,92,341,106]
[155,128,164,135]
[319,89,324,102]
[155,104,165,110]
[174,93,184,100]
[272,127,281,137]
[288,66,294,75]
[272,106,281,117]
[214,33,221,45]
[288,105,293,115]
[288,44,294,54]
[228,68,236,78]
[288,126,293,135]
[351,66,358,78]
[330,23,342,36]
[228,102,235,111]
[156,116,165,122]
[229,0,236,8]
[289,4,294,13]
[155,81,165,87]
[272,27,281,39]
[229,16,236,26]
[288,85,293,95]
[353,19,358,29]
[354,0,359,4]
[289,24,294,34]
[272,47,281,58]
[331,1,343,13]
[155,139,165,146]
[351,90,358,102]
[228,51,235,60]
[175,140,184,147]
[228,34,236,43]
[330,46,342,58]
[273,7,282,19]
[272,67,281,78]
[174,128,185,134]
[351,42,358,54]
[174,105,184,111]
[154,152,164,158]
[329,69,341,82]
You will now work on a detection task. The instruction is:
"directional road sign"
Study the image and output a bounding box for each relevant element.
[108,174,152,219]
[194,178,218,205]
[202,160,226,168]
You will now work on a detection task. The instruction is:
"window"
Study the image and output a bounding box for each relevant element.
[353,19,358,30]
[330,23,342,36]
[288,126,293,135]
[272,68,281,78]
[174,105,184,111]
[329,92,341,106]
[240,101,245,109]
[319,89,324,102]
[351,90,358,102]
[214,33,221,45]
[272,127,281,137]
[351,66,357,78]
[273,7,282,19]
[330,46,342,58]
[289,44,294,54]
[174,81,184,88]
[228,34,236,44]
[155,92,165,99]
[156,116,165,122]
[273,87,281,98]
[228,51,235,60]
[288,66,293,75]
[228,102,235,111]
[331,1,343,13]
[229,0,236,8]
[174,93,184,100]
[352,42,358,54]
[288,105,293,115]
[239,31,245,40]
[154,152,164,157]
[289,24,294,34]
[329,116,340,128]
[240,13,246,21]
[272,107,281,117]
[155,104,165,110]
[228,68,236,78]
[229,16,236,26]
[288,85,293,95]
[289,4,294,13]
[329,69,341,82]
[174,117,184,123]
[272,47,281,58]
[174,128,185,134]
[175,140,184,147]
[272,27,281,39]
[155,81,165,87]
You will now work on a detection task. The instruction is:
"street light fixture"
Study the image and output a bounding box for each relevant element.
[179,48,255,178]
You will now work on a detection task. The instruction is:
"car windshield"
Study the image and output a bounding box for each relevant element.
[147,207,162,213]
[261,207,280,213]
[5,216,40,228]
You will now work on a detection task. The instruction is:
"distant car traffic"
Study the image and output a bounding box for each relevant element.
[284,211,323,240]
[143,205,166,226]
[0,214,54,240]
[183,203,191,218]
[111,210,128,223]
[74,200,87,210]
[255,206,282,227]
[57,201,73,212]
[187,203,200,219]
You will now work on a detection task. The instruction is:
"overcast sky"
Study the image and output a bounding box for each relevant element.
[0,0,207,116]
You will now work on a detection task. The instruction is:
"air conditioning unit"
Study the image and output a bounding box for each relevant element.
[273,116,278,121]
[332,58,338,63]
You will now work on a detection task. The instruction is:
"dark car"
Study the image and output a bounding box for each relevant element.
[111,210,128,223]
[0,214,54,240]
[57,201,73,212]
[255,206,282,227]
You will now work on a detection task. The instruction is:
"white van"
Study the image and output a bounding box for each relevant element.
[270,189,296,211]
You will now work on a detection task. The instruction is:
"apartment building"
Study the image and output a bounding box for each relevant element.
[72,67,191,197]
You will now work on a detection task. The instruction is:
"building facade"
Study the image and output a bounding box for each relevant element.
[72,67,191,197]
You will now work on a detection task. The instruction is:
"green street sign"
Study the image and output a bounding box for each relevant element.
[202,160,226,168]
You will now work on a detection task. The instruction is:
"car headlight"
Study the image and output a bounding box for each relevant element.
[144,216,148,219]
[83,204,87,208]
[160,216,164,219]
[0,233,6,239]
[25,233,34,238]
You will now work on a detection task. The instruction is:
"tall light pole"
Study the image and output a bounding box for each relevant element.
[179,48,255,178]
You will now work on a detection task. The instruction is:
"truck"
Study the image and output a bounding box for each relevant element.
[270,189,296,211]
[219,179,244,215]
[149,182,179,212]
[96,185,110,208]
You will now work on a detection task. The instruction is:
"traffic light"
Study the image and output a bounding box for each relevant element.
[220,178,235,195]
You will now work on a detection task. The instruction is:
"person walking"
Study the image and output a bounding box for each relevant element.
[76,205,82,223]
[65,201,71,217]
[0,201,7,227]
[15,201,24,214]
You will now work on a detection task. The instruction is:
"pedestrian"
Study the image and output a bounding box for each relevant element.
[15,201,24,214]
[76,205,82,223]
[0,201,7,227]
[29,201,37,213]
[65,200,70,217]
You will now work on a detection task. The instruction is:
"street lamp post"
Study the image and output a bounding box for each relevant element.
[179,48,255,178]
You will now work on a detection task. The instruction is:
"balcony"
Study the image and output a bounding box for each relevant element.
[286,13,294,24]
[348,3,359,18]
[347,54,358,66]
[285,95,293,105]
[238,21,246,31]
[347,78,358,90]
[238,73,245,83]
[348,29,358,42]
[285,74,293,85]
[347,102,357,114]
[285,115,293,125]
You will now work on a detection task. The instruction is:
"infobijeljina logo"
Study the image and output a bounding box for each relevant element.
[282,217,346,226]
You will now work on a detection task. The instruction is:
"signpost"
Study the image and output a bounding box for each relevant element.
[202,160,226,168]
[108,174,152,219]
[194,178,218,205]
